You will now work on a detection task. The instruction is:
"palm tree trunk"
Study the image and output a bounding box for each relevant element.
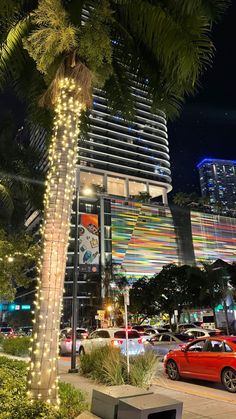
[27,77,82,403]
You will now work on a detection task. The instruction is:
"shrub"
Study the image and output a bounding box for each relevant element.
[2,336,30,356]
[59,382,88,418]
[80,346,158,388]
[0,333,4,346]
[0,356,88,419]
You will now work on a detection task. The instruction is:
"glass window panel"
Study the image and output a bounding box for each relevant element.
[129,181,146,195]
[149,184,162,198]
[80,171,103,188]
[107,177,125,196]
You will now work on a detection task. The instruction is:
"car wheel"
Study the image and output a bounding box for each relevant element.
[222,368,236,393]
[166,360,180,381]
[79,347,85,356]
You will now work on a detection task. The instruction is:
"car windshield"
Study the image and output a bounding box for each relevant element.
[114,330,140,339]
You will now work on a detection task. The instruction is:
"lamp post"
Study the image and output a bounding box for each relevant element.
[99,194,106,301]
[69,185,79,373]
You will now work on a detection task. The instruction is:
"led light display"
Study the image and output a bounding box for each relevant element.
[111,200,179,280]
[191,211,236,264]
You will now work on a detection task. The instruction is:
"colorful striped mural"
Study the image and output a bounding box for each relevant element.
[111,200,179,280]
[111,200,236,280]
[191,211,236,264]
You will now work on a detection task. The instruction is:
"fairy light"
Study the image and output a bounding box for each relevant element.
[27,77,84,404]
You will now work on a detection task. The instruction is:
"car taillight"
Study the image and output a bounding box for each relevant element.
[65,338,72,343]
[111,339,123,346]
[138,338,144,344]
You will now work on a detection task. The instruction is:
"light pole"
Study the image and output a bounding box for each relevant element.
[69,185,79,373]
[99,194,106,301]
[124,286,130,375]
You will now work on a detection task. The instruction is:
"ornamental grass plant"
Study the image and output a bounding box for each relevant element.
[79,345,158,388]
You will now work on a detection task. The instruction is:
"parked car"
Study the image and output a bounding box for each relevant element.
[79,328,145,356]
[176,323,198,333]
[136,328,157,340]
[184,328,223,339]
[0,327,14,336]
[15,326,32,336]
[131,325,152,335]
[60,327,88,339]
[145,332,190,357]
[141,328,172,341]
[192,321,203,328]
[59,329,84,355]
[164,336,236,392]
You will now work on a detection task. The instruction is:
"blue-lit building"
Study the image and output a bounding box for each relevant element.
[197,158,236,209]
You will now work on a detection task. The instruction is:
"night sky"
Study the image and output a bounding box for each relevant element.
[0,3,235,197]
[168,2,236,196]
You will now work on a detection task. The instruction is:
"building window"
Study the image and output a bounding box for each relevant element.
[107,177,125,196]
[129,181,146,195]
[149,184,162,198]
[80,171,103,189]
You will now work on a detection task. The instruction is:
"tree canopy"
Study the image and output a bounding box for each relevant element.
[129,260,236,328]
[0,229,40,301]
[0,0,231,120]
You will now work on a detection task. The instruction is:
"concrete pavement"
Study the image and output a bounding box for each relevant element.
[2,352,236,418]
[59,356,236,419]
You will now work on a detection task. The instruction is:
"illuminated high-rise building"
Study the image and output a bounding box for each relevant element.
[197,158,236,209]
[78,86,171,203]
[26,83,173,326]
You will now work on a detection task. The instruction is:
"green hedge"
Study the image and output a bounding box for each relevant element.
[80,345,158,388]
[0,333,4,346]
[2,336,30,357]
[0,356,88,419]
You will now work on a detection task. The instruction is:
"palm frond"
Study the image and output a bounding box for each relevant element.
[119,0,214,87]
[0,17,30,91]
[24,0,78,74]
[199,0,231,22]
[0,183,14,218]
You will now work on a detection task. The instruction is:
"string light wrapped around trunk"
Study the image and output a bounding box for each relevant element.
[27,77,83,404]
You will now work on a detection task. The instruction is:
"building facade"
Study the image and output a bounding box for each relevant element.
[63,84,172,324]
[198,158,236,209]
[79,86,171,203]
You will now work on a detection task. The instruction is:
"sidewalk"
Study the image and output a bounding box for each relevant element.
[2,352,236,418]
[60,371,236,419]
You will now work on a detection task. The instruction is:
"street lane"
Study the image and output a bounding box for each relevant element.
[154,361,236,405]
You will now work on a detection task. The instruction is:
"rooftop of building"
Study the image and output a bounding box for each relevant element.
[197,158,236,169]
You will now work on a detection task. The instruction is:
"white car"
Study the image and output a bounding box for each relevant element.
[184,328,223,339]
[79,328,145,356]
[59,328,88,355]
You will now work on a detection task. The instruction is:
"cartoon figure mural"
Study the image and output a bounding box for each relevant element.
[79,214,99,272]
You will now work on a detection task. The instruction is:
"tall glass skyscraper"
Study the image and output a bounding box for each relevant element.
[78,86,171,203]
[197,158,236,209]
[27,83,172,326]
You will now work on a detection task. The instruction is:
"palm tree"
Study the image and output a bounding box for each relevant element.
[0,0,230,404]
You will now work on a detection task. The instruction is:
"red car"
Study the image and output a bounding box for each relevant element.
[164,336,236,393]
